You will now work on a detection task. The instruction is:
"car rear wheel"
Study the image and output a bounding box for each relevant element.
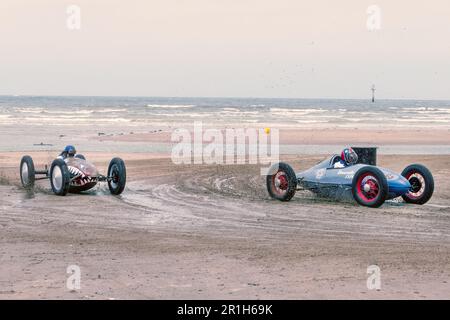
[352,166,388,208]
[108,158,126,195]
[20,155,35,188]
[50,159,70,196]
[266,162,297,201]
[401,164,434,205]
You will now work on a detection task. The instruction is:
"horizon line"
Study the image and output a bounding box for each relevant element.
[1,94,450,102]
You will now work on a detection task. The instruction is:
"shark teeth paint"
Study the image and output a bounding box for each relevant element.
[68,166,97,186]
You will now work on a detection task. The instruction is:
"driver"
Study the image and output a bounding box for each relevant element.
[58,145,77,160]
[334,147,358,168]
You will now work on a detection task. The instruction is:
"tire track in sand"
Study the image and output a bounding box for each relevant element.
[119,167,450,245]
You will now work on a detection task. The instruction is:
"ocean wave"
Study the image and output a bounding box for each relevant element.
[222,107,240,112]
[147,104,195,109]
[395,118,450,123]
[270,107,327,113]
[40,111,93,116]
[401,107,450,113]
[13,107,46,113]
[12,107,128,115]
[15,116,132,123]
[220,110,260,115]
[295,120,329,123]
[93,108,128,113]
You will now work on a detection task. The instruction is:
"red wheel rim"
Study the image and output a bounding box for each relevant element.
[405,171,425,199]
[272,171,289,196]
[356,172,380,203]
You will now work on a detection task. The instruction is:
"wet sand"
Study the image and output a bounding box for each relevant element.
[94,127,450,145]
[1,152,449,299]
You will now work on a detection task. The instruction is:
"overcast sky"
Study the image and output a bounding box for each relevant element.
[1,0,449,99]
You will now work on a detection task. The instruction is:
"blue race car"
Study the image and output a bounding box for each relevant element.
[266,147,434,208]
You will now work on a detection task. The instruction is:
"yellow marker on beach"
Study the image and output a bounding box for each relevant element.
[264,127,271,134]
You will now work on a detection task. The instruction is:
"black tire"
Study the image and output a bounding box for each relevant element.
[266,162,297,201]
[20,155,35,188]
[108,157,126,195]
[352,166,388,208]
[75,154,86,160]
[401,164,434,205]
[50,159,70,196]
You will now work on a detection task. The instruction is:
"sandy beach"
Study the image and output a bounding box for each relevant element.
[1,144,449,299]
[95,127,450,146]
[1,97,450,299]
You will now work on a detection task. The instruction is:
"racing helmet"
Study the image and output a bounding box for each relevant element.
[63,145,77,157]
[341,147,358,165]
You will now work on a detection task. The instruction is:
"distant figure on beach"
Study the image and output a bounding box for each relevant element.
[333,147,359,168]
[33,142,53,146]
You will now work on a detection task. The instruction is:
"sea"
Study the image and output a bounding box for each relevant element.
[0,96,449,154]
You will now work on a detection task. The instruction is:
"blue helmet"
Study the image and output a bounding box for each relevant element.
[63,145,77,157]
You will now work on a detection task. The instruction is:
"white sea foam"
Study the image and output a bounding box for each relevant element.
[45,108,127,115]
[269,108,328,117]
[401,107,450,113]
[13,107,46,113]
[18,116,132,124]
[270,107,327,113]
[295,120,329,123]
[93,108,128,113]
[395,118,449,123]
[147,104,194,109]
[221,110,260,115]
[222,108,240,112]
